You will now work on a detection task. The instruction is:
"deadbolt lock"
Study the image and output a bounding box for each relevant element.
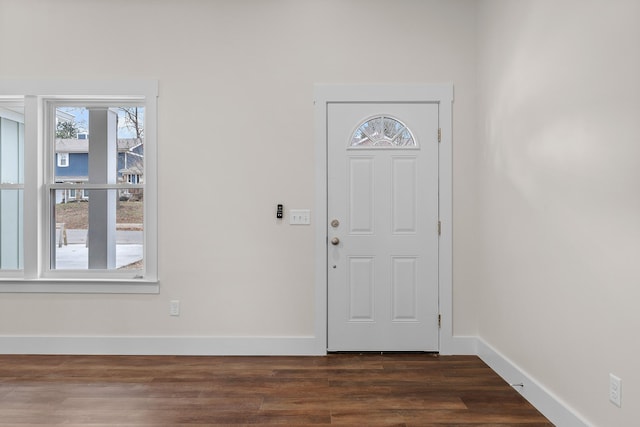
[330,219,340,228]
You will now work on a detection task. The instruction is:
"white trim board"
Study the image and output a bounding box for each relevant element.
[0,335,476,356]
[477,339,592,427]
[0,336,321,356]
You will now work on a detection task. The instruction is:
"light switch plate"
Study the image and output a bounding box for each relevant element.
[290,209,311,225]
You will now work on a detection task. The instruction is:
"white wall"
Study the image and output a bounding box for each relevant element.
[3,0,638,423]
[0,1,478,344]
[476,1,640,425]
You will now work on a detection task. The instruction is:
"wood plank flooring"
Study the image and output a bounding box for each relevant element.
[0,353,553,426]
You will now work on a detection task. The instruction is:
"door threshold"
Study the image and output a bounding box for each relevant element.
[328,351,440,356]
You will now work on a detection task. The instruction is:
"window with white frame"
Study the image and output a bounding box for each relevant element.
[57,152,69,167]
[0,80,158,293]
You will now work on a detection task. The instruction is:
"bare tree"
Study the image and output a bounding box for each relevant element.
[119,107,144,139]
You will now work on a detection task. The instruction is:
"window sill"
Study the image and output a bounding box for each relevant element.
[0,279,159,294]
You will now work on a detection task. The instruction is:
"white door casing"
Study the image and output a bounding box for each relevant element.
[314,84,455,355]
[327,103,439,351]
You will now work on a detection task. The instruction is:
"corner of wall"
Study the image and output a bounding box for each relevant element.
[477,338,592,427]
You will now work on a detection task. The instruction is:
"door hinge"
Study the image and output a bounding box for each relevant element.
[437,220,441,236]
[438,128,441,143]
[438,314,442,328]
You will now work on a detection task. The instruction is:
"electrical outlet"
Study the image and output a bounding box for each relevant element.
[169,300,180,316]
[609,374,622,407]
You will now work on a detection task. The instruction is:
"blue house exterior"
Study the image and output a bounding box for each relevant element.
[55,152,89,179]
[55,138,143,202]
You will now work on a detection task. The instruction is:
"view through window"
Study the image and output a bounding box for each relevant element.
[51,106,145,271]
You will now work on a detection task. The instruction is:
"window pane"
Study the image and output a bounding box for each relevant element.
[0,189,23,270]
[350,116,416,148]
[1,117,24,184]
[52,189,143,270]
[54,106,144,185]
[0,114,24,270]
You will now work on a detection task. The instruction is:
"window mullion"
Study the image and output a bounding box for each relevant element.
[22,95,42,280]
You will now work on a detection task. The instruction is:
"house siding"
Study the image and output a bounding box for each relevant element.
[56,152,88,180]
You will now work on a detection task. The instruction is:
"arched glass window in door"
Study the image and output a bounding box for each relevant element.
[350,116,417,148]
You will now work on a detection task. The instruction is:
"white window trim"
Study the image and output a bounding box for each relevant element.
[0,79,158,294]
[0,104,25,123]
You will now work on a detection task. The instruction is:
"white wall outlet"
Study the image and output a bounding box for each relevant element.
[289,209,311,225]
[609,374,622,407]
[169,300,180,316]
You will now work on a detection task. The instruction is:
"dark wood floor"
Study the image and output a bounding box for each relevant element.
[0,353,552,426]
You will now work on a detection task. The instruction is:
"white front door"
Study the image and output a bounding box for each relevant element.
[327,102,440,352]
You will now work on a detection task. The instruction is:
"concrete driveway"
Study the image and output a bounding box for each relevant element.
[55,229,143,269]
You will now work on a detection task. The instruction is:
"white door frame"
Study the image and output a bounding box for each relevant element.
[313,84,455,354]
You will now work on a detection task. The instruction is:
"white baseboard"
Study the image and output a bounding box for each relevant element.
[477,338,591,427]
[441,335,477,355]
[0,335,477,356]
[0,336,324,356]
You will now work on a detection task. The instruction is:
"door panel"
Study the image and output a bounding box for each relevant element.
[327,102,439,352]
[348,256,375,321]
[392,256,418,321]
[392,156,418,233]
[349,157,374,234]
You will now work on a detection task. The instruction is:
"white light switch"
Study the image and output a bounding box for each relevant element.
[290,209,311,225]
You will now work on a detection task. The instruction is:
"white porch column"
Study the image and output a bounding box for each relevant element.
[87,108,117,269]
